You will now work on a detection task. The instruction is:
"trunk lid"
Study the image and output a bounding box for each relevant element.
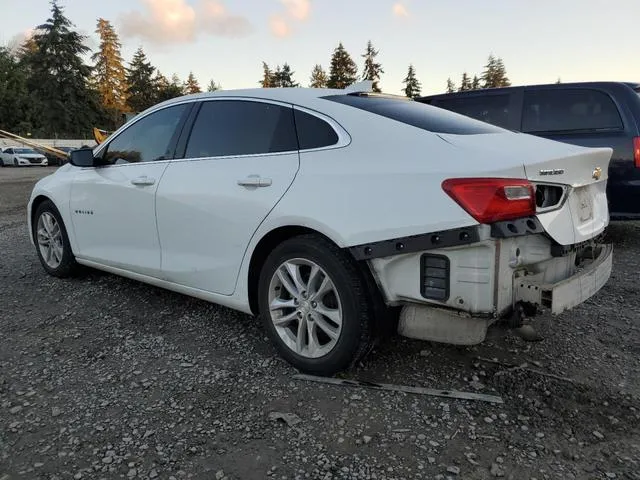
[437,132,613,246]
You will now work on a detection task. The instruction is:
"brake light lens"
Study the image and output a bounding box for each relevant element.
[634,137,640,168]
[442,178,536,224]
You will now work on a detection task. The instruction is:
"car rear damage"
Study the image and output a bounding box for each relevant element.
[352,136,614,345]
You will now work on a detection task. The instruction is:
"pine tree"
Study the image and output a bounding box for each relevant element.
[471,75,481,90]
[327,42,358,89]
[309,64,328,88]
[274,63,299,87]
[21,0,99,137]
[0,47,33,135]
[480,54,511,88]
[126,47,156,112]
[446,78,456,93]
[361,40,384,93]
[91,18,128,130]
[184,71,201,94]
[154,72,184,103]
[402,64,421,99]
[260,62,274,88]
[459,72,472,91]
[207,79,221,92]
[556,77,562,84]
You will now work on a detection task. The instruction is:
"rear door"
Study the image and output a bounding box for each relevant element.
[156,99,300,295]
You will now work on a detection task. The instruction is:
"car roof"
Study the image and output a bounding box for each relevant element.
[149,85,374,113]
[418,81,640,100]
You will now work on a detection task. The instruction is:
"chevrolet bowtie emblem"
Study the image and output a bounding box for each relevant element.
[592,167,602,180]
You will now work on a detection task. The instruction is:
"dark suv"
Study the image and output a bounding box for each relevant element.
[417,82,640,220]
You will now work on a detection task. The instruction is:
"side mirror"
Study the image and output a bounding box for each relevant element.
[69,147,96,167]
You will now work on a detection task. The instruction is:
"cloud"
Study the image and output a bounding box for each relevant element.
[392,2,409,18]
[270,14,291,38]
[118,0,252,45]
[269,0,310,37]
[282,0,310,21]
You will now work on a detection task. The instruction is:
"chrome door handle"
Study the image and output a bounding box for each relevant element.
[237,175,272,188]
[131,176,156,186]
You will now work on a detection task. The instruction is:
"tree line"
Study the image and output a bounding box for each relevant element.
[0,1,514,139]
[0,2,220,138]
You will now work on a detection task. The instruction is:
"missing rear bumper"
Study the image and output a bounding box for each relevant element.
[515,243,613,314]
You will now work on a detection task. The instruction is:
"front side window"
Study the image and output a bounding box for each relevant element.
[102,103,188,164]
[522,89,623,133]
[433,94,512,129]
[185,100,298,158]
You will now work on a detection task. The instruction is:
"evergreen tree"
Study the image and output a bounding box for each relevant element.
[184,71,201,94]
[480,54,511,88]
[91,18,128,130]
[21,0,99,137]
[471,75,481,90]
[207,79,221,91]
[126,47,156,112]
[274,63,299,87]
[556,77,562,84]
[327,42,358,89]
[0,47,33,135]
[459,72,472,91]
[402,64,421,99]
[309,64,328,88]
[361,40,384,93]
[446,78,456,93]
[154,72,184,103]
[260,62,274,88]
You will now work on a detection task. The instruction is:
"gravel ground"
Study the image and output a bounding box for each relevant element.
[1,167,639,480]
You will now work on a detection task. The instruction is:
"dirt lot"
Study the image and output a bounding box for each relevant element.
[1,167,639,480]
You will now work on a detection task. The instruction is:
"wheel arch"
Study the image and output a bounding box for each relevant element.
[247,225,381,315]
[29,195,55,242]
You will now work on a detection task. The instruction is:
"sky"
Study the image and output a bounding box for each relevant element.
[0,0,638,96]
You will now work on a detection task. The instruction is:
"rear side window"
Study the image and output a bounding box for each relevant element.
[185,100,298,158]
[522,89,623,133]
[324,94,504,135]
[432,94,512,129]
[294,109,339,150]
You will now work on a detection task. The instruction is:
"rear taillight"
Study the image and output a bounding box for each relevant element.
[634,137,640,168]
[442,178,536,224]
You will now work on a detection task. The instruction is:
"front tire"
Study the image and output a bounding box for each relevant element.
[258,234,373,376]
[33,200,79,278]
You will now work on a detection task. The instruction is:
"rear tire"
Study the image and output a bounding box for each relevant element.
[33,200,79,278]
[258,234,374,376]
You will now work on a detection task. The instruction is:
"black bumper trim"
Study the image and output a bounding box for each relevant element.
[349,226,481,261]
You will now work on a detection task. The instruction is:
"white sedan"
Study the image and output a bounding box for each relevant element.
[26,84,613,375]
[1,147,48,166]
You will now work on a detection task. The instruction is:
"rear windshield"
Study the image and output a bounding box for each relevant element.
[323,94,505,135]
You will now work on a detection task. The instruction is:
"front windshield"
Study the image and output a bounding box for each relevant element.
[14,148,37,154]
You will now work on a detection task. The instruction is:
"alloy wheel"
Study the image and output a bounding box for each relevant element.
[268,258,343,359]
[36,211,64,269]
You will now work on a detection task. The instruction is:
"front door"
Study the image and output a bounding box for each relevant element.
[70,103,191,277]
[156,99,300,295]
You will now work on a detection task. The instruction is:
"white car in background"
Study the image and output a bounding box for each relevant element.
[0,147,48,167]
[26,84,613,375]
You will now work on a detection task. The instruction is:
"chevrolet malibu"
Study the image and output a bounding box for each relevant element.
[27,85,613,375]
